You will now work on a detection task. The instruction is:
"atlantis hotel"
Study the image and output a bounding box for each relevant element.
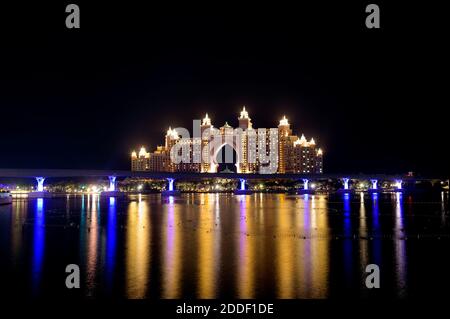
[131,107,323,174]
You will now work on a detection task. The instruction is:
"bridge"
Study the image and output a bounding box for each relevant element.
[0,168,447,197]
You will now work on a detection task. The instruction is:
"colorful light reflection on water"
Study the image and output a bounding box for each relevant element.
[0,192,448,299]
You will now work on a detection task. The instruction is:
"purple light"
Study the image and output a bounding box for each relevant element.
[32,198,44,291]
[108,176,117,191]
[106,196,116,288]
[167,178,175,191]
[36,177,45,192]
[371,179,378,190]
[302,178,309,190]
[239,178,246,191]
[343,178,349,190]
[396,180,402,190]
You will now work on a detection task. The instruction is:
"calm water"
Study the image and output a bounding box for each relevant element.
[0,192,449,299]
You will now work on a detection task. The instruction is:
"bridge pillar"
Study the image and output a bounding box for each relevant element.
[108,176,117,191]
[303,178,309,190]
[234,178,252,195]
[371,179,378,190]
[36,177,45,192]
[368,179,378,193]
[168,178,175,191]
[394,179,404,192]
[297,178,314,194]
[28,177,50,198]
[337,177,353,194]
[343,178,350,190]
[101,176,124,197]
[239,178,246,191]
[162,178,181,196]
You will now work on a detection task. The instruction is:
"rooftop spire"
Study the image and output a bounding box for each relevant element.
[239,106,249,119]
[166,127,179,139]
[202,113,211,126]
[279,115,289,126]
[300,134,307,143]
[138,146,147,157]
[294,134,309,147]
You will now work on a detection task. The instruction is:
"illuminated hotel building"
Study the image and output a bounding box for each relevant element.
[131,147,150,171]
[131,107,324,174]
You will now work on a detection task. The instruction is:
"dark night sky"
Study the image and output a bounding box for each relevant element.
[0,2,447,175]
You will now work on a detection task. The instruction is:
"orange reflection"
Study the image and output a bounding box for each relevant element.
[309,195,329,298]
[276,194,329,298]
[276,194,296,298]
[236,195,256,298]
[11,199,27,264]
[126,198,151,298]
[161,197,182,298]
[197,194,220,298]
[359,193,369,272]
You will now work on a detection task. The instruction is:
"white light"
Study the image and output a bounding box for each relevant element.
[138,146,147,157]
[239,106,249,119]
[279,115,289,126]
[202,113,211,126]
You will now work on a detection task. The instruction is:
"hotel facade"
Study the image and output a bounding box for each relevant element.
[131,107,323,174]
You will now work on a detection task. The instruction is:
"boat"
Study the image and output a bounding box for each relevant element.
[0,191,12,205]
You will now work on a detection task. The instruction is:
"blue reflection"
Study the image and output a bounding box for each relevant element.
[371,193,379,229]
[396,191,403,204]
[106,197,117,289]
[371,192,382,266]
[343,193,352,285]
[32,198,45,292]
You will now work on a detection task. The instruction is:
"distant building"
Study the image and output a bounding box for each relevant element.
[131,147,150,171]
[287,135,323,173]
[131,145,171,172]
[131,107,324,174]
[149,146,171,172]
